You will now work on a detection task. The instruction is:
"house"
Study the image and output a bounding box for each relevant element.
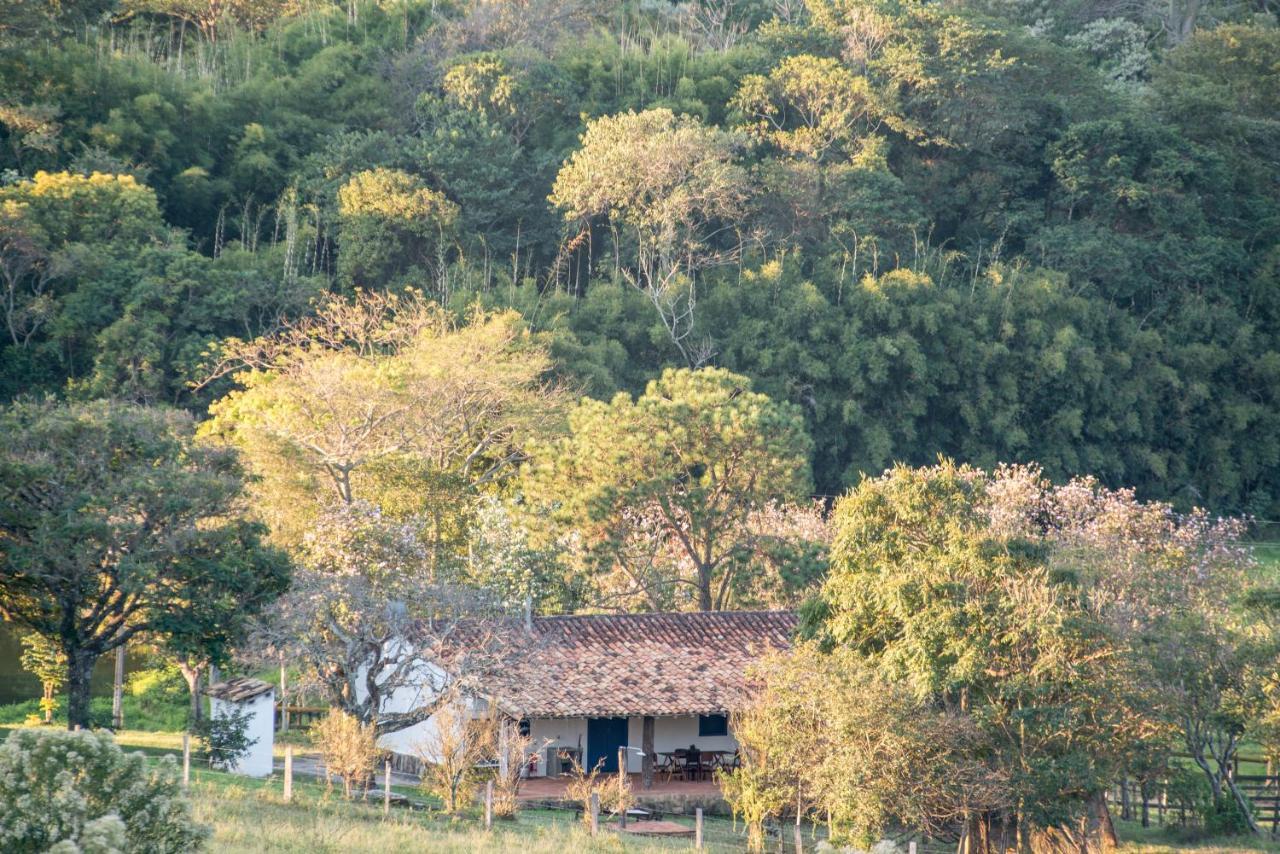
[377,610,796,777]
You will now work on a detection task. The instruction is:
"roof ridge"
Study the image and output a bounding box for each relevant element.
[532,609,796,621]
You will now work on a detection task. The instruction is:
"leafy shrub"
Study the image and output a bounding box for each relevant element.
[1162,766,1212,826]
[1204,795,1251,836]
[314,709,380,798]
[0,728,208,853]
[127,665,187,716]
[192,705,257,770]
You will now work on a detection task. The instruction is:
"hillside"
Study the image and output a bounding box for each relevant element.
[1,0,1278,514]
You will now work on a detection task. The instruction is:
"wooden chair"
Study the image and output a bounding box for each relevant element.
[684,748,705,782]
[666,749,688,782]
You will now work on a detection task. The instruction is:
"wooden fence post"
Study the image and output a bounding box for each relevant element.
[182,733,190,788]
[112,645,125,730]
[485,780,493,829]
[618,747,627,828]
[384,760,392,816]
[279,658,289,733]
[695,807,704,850]
[909,843,917,854]
[590,792,600,837]
[283,745,293,802]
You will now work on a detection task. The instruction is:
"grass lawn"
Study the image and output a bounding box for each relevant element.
[185,761,748,853]
[1115,819,1280,853]
[6,725,1278,852]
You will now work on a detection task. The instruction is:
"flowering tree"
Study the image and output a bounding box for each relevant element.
[984,464,1265,830]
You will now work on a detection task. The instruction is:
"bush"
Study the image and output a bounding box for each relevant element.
[1204,795,1251,836]
[314,709,380,798]
[0,728,208,853]
[192,705,257,770]
[127,665,187,716]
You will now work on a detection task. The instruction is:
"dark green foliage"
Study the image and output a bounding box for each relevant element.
[192,705,257,770]
[0,0,1277,515]
[0,399,291,728]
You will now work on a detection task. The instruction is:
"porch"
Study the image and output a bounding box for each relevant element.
[518,771,729,815]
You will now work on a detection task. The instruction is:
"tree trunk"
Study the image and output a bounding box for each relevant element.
[1226,775,1262,835]
[697,564,712,611]
[641,716,655,789]
[178,659,205,723]
[66,647,96,730]
[1088,790,1119,849]
[960,813,992,854]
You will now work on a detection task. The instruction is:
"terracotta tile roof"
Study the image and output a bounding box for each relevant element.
[205,676,274,703]
[484,610,796,719]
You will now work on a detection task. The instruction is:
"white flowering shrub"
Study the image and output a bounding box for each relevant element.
[0,728,208,853]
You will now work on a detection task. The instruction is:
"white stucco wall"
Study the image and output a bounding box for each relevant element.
[373,659,450,758]
[527,717,588,776]
[210,690,274,778]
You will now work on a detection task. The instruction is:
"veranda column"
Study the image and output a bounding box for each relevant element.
[641,715,655,789]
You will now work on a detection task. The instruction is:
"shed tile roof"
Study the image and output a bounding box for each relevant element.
[485,610,796,719]
[205,676,274,703]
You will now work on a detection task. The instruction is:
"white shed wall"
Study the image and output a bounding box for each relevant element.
[210,690,275,778]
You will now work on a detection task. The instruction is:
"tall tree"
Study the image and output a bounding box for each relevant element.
[0,399,290,729]
[523,367,813,611]
[804,461,1143,851]
[250,502,512,735]
[550,109,749,366]
[203,289,569,553]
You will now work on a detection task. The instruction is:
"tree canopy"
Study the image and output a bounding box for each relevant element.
[0,398,290,727]
[0,0,1275,517]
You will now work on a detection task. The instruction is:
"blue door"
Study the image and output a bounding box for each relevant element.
[586,717,628,773]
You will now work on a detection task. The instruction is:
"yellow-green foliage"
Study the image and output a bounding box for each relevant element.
[314,709,380,799]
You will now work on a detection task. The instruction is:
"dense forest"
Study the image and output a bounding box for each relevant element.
[1,0,1278,515]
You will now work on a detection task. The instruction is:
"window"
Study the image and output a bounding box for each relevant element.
[698,714,728,737]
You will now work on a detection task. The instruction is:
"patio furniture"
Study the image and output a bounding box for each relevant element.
[545,746,581,776]
[654,751,676,781]
[704,749,735,772]
[664,749,688,782]
[684,747,707,782]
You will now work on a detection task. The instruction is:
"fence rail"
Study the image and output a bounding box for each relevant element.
[1111,773,1280,837]
[273,705,326,730]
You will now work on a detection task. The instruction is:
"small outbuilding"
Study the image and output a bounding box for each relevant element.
[205,676,275,778]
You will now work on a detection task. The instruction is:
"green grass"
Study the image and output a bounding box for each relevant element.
[7,725,1277,852]
[183,761,746,853]
[1115,819,1280,853]
[0,691,189,731]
